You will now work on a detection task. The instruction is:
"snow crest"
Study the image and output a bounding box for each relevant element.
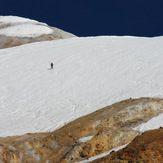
[0,16,53,37]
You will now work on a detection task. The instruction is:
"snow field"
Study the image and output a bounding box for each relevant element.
[0,36,163,137]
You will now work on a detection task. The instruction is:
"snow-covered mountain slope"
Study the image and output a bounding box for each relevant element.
[0,16,76,49]
[0,16,53,37]
[0,36,163,137]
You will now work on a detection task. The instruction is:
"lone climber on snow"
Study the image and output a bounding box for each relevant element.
[51,62,53,69]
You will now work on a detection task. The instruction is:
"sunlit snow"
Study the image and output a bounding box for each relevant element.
[0,35,163,137]
[0,16,53,37]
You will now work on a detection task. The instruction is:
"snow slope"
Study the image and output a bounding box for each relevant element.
[0,36,163,137]
[0,16,53,37]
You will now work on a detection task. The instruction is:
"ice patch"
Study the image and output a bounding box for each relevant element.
[77,136,94,143]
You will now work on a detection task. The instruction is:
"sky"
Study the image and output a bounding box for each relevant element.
[1,0,163,37]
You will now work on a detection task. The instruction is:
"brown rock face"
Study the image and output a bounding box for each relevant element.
[0,97,163,162]
[92,128,163,163]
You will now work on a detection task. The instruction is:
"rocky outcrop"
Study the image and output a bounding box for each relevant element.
[92,128,163,163]
[0,30,76,49]
[0,97,163,162]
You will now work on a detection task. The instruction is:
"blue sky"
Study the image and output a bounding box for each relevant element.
[1,0,163,37]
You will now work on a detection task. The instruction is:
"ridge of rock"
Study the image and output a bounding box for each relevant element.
[92,128,163,163]
[0,97,162,162]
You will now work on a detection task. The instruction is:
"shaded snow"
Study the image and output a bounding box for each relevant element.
[0,36,163,137]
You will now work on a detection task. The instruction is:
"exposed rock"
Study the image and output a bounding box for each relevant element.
[92,128,163,163]
[0,97,163,162]
[0,29,76,49]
